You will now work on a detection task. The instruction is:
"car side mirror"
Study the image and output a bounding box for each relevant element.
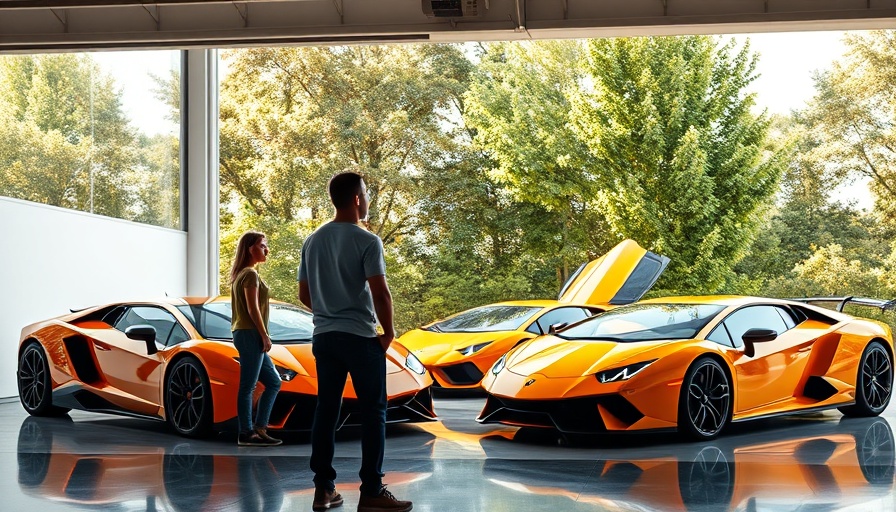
[741,328,777,358]
[125,324,158,355]
[548,322,568,334]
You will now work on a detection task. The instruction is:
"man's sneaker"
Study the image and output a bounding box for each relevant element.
[237,431,280,447]
[357,487,412,512]
[312,487,344,511]
[254,428,283,446]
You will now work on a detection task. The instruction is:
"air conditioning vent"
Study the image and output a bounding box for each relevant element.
[422,0,482,18]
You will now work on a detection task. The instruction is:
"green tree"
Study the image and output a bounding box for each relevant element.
[736,113,876,290]
[464,41,610,285]
[218,44,475,315]
[573,36,788,292]
[0,53,178,228]
[806,30,896,225]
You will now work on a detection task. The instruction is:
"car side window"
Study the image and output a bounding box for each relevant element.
[706,324,734,347]
[776,307,797,329]
[114,306,189,347]
[525,321,542,335]
[534,307,592,335]
[722,305,790,348]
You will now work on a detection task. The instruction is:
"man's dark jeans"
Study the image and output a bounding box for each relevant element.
[310,331,386,497]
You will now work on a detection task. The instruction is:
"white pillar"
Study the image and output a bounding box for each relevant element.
[186,49,220,297]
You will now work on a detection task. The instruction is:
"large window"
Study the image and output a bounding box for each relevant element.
[0,50,182,229]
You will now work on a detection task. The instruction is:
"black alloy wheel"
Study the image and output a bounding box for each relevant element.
[18,342,69,416]
[840,341,893,417]
[165,357,213,438]
[679,357,731,440]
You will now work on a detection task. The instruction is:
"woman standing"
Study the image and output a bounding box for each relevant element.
[230,230,282,446]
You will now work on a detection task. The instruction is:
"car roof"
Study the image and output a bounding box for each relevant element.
[489,299,574,309]
[638,295,796,307]
[142,296,294,307]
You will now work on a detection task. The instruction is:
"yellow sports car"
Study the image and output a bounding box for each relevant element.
[397,240,669,389]
[478,296,894,440]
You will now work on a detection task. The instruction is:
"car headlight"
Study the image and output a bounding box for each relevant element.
[596,359,657,383]
[405,352,426,375]
[491,353,507,375]
[275,365,298,381]
[457,341,493,356]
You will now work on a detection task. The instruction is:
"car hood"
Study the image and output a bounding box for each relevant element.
[398,329,514,365]
[505,336,675,378]
[558,239,669,306]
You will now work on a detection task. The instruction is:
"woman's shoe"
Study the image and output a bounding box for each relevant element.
[238,431,280,447]
[254,427,283,446]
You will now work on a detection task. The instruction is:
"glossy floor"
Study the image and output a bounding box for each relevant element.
[2,394,895,511]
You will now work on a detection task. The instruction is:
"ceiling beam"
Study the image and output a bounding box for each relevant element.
[0,0,895,52]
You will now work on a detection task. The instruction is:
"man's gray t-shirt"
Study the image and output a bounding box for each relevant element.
[298,222,386,337]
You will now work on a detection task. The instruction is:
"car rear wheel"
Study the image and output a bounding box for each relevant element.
[840,341,893,417]
[18,342,70,417]
[165,357,213,438]
[679,357,731,441]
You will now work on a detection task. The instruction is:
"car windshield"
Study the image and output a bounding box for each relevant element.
[558,303,725,342]
[428,305,542,333]
[176,302,314,343]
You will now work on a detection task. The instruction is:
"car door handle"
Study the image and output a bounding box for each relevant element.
[797,346,812,353]
[93,341,111,351]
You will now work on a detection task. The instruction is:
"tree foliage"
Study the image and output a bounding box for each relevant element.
[464,41,610,283]
[0,54,180,228]
[218,45,475,314]
[806,30,896,225]
[573,36,787,292]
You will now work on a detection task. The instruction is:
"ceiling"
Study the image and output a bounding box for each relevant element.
[1,0,895,52]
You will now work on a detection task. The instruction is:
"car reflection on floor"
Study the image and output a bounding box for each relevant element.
[13,405,896,512]
[483,417,895,511]
[15,416,432,512]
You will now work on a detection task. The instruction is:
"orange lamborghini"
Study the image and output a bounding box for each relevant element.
[478,296,894,440]
[397,239,669,389]
[17,296,436,438]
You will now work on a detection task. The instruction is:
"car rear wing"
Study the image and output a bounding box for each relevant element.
[789,296,896,313]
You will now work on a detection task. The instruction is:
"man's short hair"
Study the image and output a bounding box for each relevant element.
[328,172,364,210]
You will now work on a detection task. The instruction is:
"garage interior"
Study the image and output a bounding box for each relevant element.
[2,1,896,511]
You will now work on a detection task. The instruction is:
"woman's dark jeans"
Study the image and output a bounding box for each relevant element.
[233,328,281,433]
[310,331,387,497]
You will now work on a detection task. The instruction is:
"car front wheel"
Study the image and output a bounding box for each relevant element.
[165,357,213,438]
[679,357,731,441]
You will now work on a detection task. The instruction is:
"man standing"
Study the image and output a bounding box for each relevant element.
[298,171,413,512]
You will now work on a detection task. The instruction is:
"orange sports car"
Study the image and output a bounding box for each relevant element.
[17,296,436,438]
[397,239,669,389]
[478,296,894,440]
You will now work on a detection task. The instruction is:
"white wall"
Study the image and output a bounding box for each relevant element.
[0,197,187,398]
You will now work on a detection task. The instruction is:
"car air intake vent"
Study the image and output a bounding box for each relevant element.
[62,336,102,386]
[439,362,484,385]
[803,375,839,401]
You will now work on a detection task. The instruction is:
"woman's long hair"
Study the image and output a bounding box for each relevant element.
[230,231,265,284]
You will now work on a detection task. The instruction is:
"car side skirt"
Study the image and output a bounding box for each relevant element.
[52,386,164,422]
[731,401,855,424]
